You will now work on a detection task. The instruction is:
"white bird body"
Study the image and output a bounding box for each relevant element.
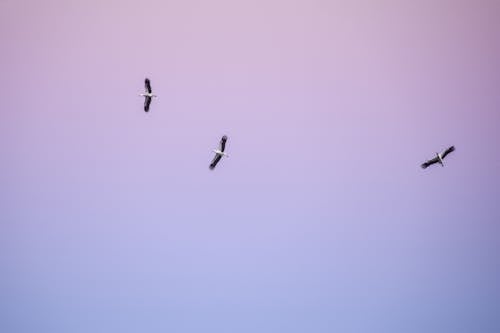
[140,93,157,98]
[436,152,444,166]
[213,149,228,157]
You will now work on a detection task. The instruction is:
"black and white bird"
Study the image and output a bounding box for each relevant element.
[209,135,228,170]
[421,146,455,169]
[139,78,156,112]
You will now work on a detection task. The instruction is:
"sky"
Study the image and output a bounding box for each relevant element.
[1,1,499,332]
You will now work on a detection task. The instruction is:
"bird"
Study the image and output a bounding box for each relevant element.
[421,146,455,169]
[139,78,156,112]
[209,135,228,170]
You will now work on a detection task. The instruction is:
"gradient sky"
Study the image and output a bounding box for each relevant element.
[1,1,500,332]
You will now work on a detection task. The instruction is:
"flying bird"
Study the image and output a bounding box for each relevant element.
[139,78,157,112]
[421,146,455,169]
[210,135,228,170]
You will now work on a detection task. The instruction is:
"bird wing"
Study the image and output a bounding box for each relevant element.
[220,135,228,152]
[209,154,222,169]
[145,78,152,93]
[421,156,440,169]
[144,96,151,112]
[441,146,455,159]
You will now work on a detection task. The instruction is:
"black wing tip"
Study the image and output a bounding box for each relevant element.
[144,97,151,112]
[144,78,152,92]
[421,164,428,169]
[442,145,455,158]
[222,135,228,141]
[210,154,222,169]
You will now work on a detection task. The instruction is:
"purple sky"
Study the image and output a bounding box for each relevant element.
[1,1,500,332]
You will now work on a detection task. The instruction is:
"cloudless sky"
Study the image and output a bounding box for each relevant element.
[1,1,499,332]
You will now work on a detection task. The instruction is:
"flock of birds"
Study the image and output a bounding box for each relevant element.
[139,78,455,171]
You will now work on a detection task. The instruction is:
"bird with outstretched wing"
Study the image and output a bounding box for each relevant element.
[421,146,455,169]
[140,78,156,112]
[209,135,228,170]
